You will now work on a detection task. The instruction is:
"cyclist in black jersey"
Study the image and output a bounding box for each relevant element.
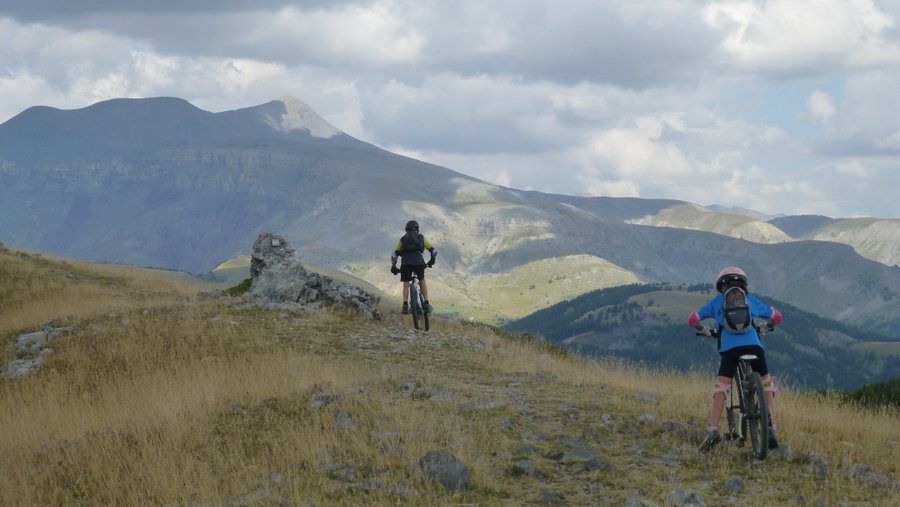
[390,220,436,314]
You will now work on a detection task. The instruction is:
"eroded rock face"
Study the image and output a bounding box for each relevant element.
[249,233,382,320]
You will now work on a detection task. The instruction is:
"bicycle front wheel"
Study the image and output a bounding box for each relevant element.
[410,287,422,330]
[420,293,430,331]
[746,372,769,460]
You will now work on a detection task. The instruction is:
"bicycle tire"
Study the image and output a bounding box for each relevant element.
[725,385,739,441]
[746,372,769,460]
[410,285,422,330]
[420,292,430,331]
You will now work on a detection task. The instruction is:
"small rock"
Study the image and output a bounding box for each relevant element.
[724,476,743,494]
[458,400,506,412]
[412,386,453,402]
[842,463,891,489]
[625,498,661,507]
[519,443,539,455]
[333,411,356,431]
[634,392,659,405]
[666,489,706,507]
[768,444,794,461]
[497,417,516,430]
[639,414,656,425]
[308,392,338,408]
[808,453,830,476]
[538,491,564,504]
[510,460,539,478]
[413,450,471,492]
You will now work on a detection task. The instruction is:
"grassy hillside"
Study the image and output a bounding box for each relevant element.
[0,243,208,338]
[1,251,898,505]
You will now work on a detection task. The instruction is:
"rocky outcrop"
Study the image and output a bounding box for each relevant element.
[250,232,382,320]
[4,322,70,379]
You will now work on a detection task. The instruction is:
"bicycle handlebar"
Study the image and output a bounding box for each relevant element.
[694,317,777,338]
[392,264,432,276]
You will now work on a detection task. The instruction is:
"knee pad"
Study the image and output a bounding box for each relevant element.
[711,381,730,399]
[764,375,777,394]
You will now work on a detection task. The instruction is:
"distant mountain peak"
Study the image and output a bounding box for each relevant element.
[262,96,340,139]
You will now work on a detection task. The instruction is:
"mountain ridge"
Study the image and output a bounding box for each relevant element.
[2,96,900,335]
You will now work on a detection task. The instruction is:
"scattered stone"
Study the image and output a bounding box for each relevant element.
[497,417,516,430]
[625,498,661,507]
[666,489,706,507]
[412,386,453,402]
[841,463,892,489]
[639,414,657,425]
[724,476,743,494]
[634,392,659,405]
[458,399,506,413]
[546,438,612,472]
[661,421,690,440]
[768,444,794,461]
[808,453,830,476]
[413,450,471,492]
[333,411,356,431]
[537,491,565,504]
[371,430,404,455]
[519,443,539,455]
[510,459,541,479]
[308,392,339,408]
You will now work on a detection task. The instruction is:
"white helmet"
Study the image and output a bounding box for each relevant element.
[716,267,748,293]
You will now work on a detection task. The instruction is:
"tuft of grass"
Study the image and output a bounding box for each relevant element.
[222,277,252,297]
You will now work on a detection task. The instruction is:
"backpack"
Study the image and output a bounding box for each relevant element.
[400,231,424,253]
[722,286,751,334]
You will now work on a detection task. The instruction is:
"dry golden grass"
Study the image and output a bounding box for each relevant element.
[0,246,210,337]
[0,252,897,505]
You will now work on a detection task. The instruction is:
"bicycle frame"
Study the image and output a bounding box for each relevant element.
[698,319,772,459]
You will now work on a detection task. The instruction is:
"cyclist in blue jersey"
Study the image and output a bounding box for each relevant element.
[390,220,436,314]
[688,267,783,452]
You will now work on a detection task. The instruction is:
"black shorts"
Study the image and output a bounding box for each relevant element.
[400,265,425,282]
[718,345,769,378]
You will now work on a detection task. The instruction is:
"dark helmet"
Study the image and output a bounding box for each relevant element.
[716,267,748,293]
[405,220,419,232]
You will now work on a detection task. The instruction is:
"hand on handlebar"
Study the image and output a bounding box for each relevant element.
[752,317,776,332]
[695,325,713,337]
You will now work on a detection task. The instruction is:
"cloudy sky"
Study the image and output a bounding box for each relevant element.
[2,0,899,218]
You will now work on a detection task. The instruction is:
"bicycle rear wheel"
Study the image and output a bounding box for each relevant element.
[410,286,422,330]
[746,372,769,460]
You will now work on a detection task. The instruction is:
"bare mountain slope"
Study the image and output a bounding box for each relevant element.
[2,97,900,334]
[624,203,792,244]
[805,218,900,267]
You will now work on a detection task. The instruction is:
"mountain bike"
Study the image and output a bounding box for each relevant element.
[696,318,774,460]
[393,267,430,331]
